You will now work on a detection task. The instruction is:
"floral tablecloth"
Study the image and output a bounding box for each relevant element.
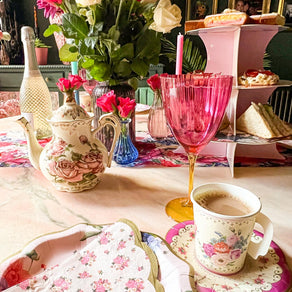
[0,128,292,168]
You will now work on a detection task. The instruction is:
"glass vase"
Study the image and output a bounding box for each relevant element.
[148,89,170,139]
[92,82,136,151]
[113,119,139,165]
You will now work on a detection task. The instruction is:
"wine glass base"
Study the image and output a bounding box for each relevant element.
[165,198,194,222]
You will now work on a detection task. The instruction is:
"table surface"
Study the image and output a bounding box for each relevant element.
[0,117,291,281]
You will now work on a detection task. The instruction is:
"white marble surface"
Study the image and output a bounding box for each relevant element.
[0,165,291,274]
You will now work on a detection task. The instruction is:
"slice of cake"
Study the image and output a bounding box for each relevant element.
[251,13,285,25]
[236,102,292,138]
[238,69,279,86]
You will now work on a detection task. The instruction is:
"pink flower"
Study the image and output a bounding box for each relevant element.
[113,255,129,270]
[76,152,105,174]
[229,249,241,260]
[203,243,215,257]
[211,253,230,266]
[92,279,112,292]
[68,74,85,90]
[117,240,126,250]
[254,277,265,284]
[56,77,71,92]
[48,159,83,182]
[126,278,145,290]
[78,271,91,278]
[56,74,86,93]
[117,97,136,118]
[37,0,63,18]
[49,138,67,156]
[53,277,71,289]
[18,279,31,289]
[96,90,117,113]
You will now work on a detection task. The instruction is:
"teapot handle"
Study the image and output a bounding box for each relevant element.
[92,113,121,167]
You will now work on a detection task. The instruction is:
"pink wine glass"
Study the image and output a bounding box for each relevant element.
[79,69,98,96]
[160,73,233,222]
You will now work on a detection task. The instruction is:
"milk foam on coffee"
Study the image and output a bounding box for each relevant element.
[196,191,252,216]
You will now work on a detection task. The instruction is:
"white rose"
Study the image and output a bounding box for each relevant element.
[149,0,182,33]
[2,32,11,41]
[76,0,101,7]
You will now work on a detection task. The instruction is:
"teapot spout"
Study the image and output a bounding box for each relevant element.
[16,117,44,170]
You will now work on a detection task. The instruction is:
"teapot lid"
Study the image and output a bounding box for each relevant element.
[50,101,91,122]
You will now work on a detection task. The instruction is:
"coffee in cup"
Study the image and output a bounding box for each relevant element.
[191,183,273,275]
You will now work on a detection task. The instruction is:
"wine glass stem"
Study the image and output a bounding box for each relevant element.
[183,153,197,207]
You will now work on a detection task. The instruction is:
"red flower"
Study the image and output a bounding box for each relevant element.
[147,74,161,91]
[96,90,117,113]
[117,97,136,118]
[56,78,71,92]
[68,74,85,90]
[147,73,168,91]
[214,242,230,253]
[56,74,86,93]
[2,258,31,287]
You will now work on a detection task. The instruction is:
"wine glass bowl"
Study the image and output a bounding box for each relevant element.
[160,73,233,222]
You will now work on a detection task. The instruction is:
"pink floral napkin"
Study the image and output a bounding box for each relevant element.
[4,219,163,291]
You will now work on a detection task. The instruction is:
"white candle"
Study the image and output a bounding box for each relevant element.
[175,33,184,75]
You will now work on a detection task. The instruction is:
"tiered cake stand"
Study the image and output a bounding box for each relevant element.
[188,24,292,177]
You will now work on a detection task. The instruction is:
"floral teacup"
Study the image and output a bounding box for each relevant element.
[191,183,273,275]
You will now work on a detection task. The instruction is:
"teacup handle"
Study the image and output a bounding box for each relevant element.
[247,212,273,259]
[92,113,121,167]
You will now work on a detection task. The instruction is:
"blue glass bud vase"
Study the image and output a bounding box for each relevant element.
[113,118,138,165]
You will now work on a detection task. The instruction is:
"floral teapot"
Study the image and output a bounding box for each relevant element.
[17,95,121,192]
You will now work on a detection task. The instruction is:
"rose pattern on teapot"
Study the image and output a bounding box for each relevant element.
[46,136,105,184]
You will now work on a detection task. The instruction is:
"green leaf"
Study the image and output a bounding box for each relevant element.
[102,39,119,56]
[71,152,82,161]
[80,231,102,241]
[108,25,120,42]
[161,37,206,73]
[26,250,39,261]
[128,77,139,91]
[90,62,111,80]
[59,44,78,62]
[82,58,95,69]
[114,61,132,77]
[136,30,161,59]
[79,40,96,56]
[131,58,149,77]
[43,24,62,37]
[111,43,134,61]
[84,36,99,50]
[62,13,89,39]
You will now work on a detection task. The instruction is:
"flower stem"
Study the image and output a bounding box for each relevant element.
[128,0,136,20]
[115,0,124,28]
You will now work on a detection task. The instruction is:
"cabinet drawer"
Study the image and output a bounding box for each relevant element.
[42,72,66,90]
[0,72,23,90]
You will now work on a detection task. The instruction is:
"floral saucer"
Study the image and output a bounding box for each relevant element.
[166,221,291,292]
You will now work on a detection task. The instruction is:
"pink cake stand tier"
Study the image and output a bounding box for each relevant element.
[166,220,291,292]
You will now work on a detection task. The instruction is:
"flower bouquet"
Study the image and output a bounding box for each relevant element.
[37,0,182,89]
[56,74,86,102]
[96,90,138,164]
